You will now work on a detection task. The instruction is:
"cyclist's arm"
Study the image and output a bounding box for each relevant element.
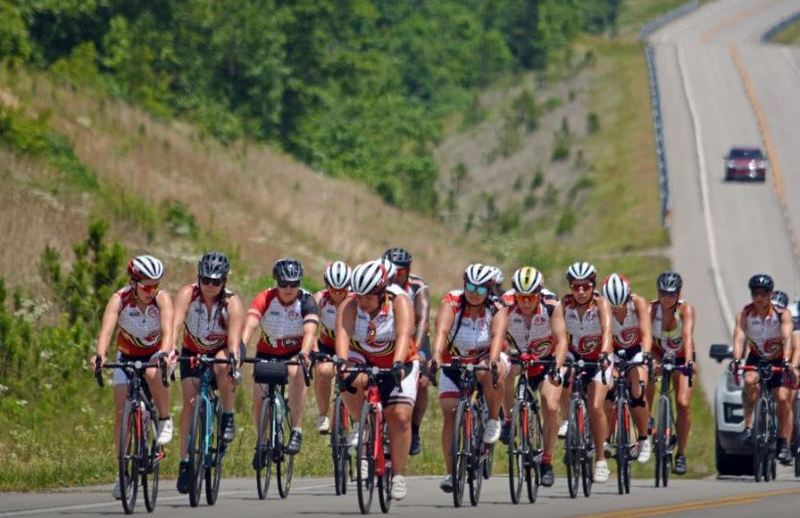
[634,294,653,355]
[596,296,613,355]
[732,310,746,362]
[792,331,800,368]
[299,294,320,357]
[156,290,175,355]
[171,284,193,350]
[680,302,695,363]
[242,291,267,347]
[392,292,414,363]
[94,293,122,364]
[335,298,357,361]
[431,301,456,366]
[226,294,245,363]
[413,285,431,347]
[489,305,509,363]
[780,309,793,363]
[550,301,568,368]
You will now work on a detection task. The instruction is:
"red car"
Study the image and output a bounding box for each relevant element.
[724,147,766,182]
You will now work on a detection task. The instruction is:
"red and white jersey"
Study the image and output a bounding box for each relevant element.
[562,294,603,360]
[249,288,319,355]
[611,299,641,351]
[115,286,162,357]
[442,290,501,362]
[650,301,685,357]
[503,291,556,358]
[318,289,346,348]
[350,285,417,367]
[182,284,231,354]
[743,303,784,360]
[400,275,427,305]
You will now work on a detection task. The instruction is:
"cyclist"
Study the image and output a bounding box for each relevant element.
[172,252,244,493]
[91,255,175,499]
[731,274,795,464]
[312,261,352,434]
[242,258,320,460]
[432,263,509,492]
[559,261,613,483]
[501,267,567,486]
[490,266,506,300]
[383,247,431,456]
[335,260,419,500]
[772,290,789,311]
[602,273,653,464]
[645,271,695,475]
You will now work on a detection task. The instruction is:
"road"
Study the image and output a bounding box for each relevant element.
[651,0,800,400]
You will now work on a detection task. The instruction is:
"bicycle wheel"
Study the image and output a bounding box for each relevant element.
[141,407,160,512]
[654,396,670,488]
[794,398,800,478]
[565,399,581,499]
[615,397,630,495]
[451,400,469,508]
[256,396,273,500]
[469,404,483,506]
[481,400,495,480]
[507,401,523,504]
[581,402,593,498]
[331,394,349,496]
[526,402,543,503]
[753,397,766,482]
[378,426,392,513]
[276,394,295,499]
[205,399,223,505]
[356,404,376,514]
[187,399,207,507]
[119,403,139,515]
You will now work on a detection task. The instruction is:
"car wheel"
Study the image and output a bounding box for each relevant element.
[715,434,752,476]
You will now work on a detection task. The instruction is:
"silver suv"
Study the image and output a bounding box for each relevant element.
[709,343,752,476]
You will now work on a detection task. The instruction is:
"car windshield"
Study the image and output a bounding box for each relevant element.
[729,149,763,159]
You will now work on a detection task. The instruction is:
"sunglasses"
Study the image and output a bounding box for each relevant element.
[200,276,224,287]
[516,293,539,303]
[658,290,678,297]
[751,290,770,298]
[465,283,489,296]
[278,281,301,289]
[137,281,159,293]
[570,282,593,291]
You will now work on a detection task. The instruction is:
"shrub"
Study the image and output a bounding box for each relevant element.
[587,112,600,134]
[164,200,198,239]
[556,207,576,236]
[530,167,544,190]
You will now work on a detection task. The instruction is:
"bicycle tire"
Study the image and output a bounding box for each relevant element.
[357,404,376,514]
[378,425,392,513]
[256,395,273,500]
[141,407,160,512]
[753,396,767,482]
[205,399,223,505]
[654,396,669,488]
[119,403,139,515]
[526,402,542,503]
[581,401,593,498]
[565,398,581,499]
[276,393,294,499]
[794,397,800,478]
[481,399,495,480]
[507,401,523,504]
[188,398,206,507]
[469,403,483,506]
[615,396,630,495]
[451,400,469,508]
[331,394,349,496]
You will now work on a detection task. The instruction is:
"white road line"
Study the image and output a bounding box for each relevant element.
[780,46,800,77]
[675,46,735,333]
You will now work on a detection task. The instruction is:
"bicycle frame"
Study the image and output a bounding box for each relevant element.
[653,353,691,487]
[563,358,604,499]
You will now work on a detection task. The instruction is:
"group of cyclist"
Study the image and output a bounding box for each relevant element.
[92,247,800,505]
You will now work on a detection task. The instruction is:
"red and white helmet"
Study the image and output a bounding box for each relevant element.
[351,260,388,295]
[324,261,351,290]
[603,273,630,307]
[128,255,164,281]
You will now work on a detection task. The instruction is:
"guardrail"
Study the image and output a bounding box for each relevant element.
[639,0,700,227]
[761,9,800,43]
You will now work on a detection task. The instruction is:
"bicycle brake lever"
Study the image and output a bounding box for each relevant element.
[94,356,104,388]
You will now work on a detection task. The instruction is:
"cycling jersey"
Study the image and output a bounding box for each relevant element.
[503,291,556,358]
[442,290,503,363]
[182,284,232,354]
[349,285,419,368]
[318,289,347,354]
[115,286,162,357]
[562,294,603,360]
[651,300,686,359]
[743,303,784,360]
[611,298,642,351]
[249,288,320,356]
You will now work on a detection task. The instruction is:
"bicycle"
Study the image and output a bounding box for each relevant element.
[609,355,646,495]
[311,353,352,496]
[507,354,555,504]
[793,391,800,478]
[435,359,498,508]
[245,356,310,499]
[563,358,605,499]
[181,352,239,507]
[94,357,169,515]
[653,353,692,488]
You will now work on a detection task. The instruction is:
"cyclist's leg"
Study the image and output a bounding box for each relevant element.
[672,369,693,456]
[477,357,508,420]
[340,357,369,425]
[742,370,760,429]
[313,358,336,419]
[438,368,460,475]
[144,364,170,418]
[775,385,792,442]
[287,364,306,429]
[212,348,235,412]
[179,378,199,459]
[628,365,649,438]
[504,363,522,422]
[587,372,611,461]
[383,362,419,476]
[539,374,562,459]
[412,338,431,439]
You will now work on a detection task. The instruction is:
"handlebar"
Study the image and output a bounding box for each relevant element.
[341,364,404,393]
[94,358,165,388]
[431,360,498,389]
[565,358,608,385]
[732,361,792,387]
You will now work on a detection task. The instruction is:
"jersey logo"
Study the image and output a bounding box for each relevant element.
[146,306,159,319]
[288,309,300,320]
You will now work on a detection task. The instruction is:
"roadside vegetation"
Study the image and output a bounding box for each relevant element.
[771,18,800,45]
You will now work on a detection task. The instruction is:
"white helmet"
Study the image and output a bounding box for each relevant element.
[379,257,398,281]
[351,260,388,295]
[463,263,496,286]
[324,261,351,290]
[128,255,164,281]
[603,273,630,307]
[512,267,543,294]
[492,266,504,285]
[566,261,597,283]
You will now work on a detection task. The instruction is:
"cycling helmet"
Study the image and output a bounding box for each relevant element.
[128,255,164,281]
[748,273,774,292]
[492,267,504,286]
[541,288,558,301]
[463,263,496,286]
[657,271,683,293]
[771,290,789,310]
[198,251,230,279]
[273,258,304,283]
[351,260,388,295]
[603,273,631,307]
[324,261,351,290]
[512,267,543,294]
[383,247,412,268]
[566,261,597,284]
[379,257,397,281]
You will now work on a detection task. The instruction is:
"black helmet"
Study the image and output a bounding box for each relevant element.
[657,271,683,293]
[748,274,774,292]
[383,247,412,268]
[771,290,789,310]
[273,258,303,283]
[198,251,230,280]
